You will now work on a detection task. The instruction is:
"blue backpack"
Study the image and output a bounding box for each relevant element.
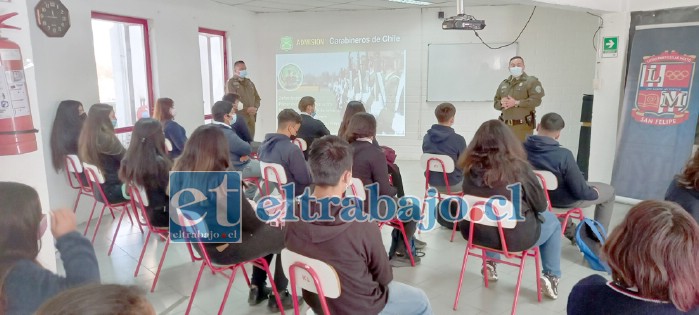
[575,218,610,272]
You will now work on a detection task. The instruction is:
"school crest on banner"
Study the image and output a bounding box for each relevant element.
[633,51,696,125]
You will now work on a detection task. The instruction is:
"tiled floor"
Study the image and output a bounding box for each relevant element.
[63,160,629,315]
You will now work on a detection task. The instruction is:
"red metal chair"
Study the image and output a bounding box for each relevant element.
[129,184,171,292]
[260,162,288,198]
[533,170,585,235]
[64,155,102,235]
[347,178,416,267]
[453,194,542,315]
[419,154,464,241]
[177,209,286,315]
[281,248,341,315]
[82,162,141,253]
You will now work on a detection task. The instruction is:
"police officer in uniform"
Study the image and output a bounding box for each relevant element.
[494,56,545,141]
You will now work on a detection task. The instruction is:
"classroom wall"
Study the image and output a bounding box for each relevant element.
[17,0,257,221]
[254,5,599,160]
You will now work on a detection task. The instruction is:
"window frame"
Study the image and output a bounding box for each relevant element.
[198,27,229,121]
[91,12,154,134]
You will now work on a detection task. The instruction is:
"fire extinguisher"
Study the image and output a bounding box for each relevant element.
[0,12,38,155]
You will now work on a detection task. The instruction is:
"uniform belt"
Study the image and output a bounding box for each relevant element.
[501,118,526,126]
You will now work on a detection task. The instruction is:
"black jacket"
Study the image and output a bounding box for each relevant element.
[258,133,313,196]
[422,124,467,186]
[665,178,699,223]
[524,135,597,206]
[232,115,253,143]
[459,164,548,252]
[350,140,397,197]
[298,113,330,155]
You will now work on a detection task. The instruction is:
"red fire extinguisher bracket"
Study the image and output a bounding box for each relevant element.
[0,12,39,155]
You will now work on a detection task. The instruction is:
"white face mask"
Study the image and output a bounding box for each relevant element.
[509,66,523,77]
[170,108,177,117]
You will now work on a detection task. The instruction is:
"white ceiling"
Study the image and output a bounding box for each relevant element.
[208,0,523,13]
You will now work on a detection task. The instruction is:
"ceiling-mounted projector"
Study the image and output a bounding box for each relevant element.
[442,14,486,30]
[442,0,485,30]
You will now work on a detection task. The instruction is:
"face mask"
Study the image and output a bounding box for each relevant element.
[230,113,237,125]
[509,66,523,77]
[111,119,118,127]
[170,108,177,117]
[239,70,248,78]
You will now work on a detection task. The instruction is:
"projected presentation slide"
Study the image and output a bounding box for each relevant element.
[276,50,406,136]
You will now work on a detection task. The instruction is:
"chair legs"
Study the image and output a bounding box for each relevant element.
[397,223,416,267]
[453,245,472,310]
[83,200,98,236]
[259,259,286,315]
[108,205,128,256]
[186,263,207,314]
[151,236,171,292]
[559,208,584,236]
[90,204,108,244]
[218,266,239,315]
[135,231,153,277]
[450,203,460,242]
[72,191,83,213]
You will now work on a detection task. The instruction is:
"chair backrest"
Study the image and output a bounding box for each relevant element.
[461,194,517,229]
[293,138,308,152]
[129,184,152,228]
[420,153,455,173]
[533,170,558,190]
[82,162,106,184]
[65,154,84,173]
[64,155,85,189]
[260,162,287,196]
[281,249,341,298]
[345,178,366,201]
[164,138,173,152]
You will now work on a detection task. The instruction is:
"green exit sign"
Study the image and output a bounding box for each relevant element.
[602,36,618,58]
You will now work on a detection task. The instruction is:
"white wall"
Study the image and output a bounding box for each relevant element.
[20,0,257,221]
[255,5,599,160]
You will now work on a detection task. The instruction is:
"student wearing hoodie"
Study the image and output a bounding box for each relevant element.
[524,113,615,231]
[285,135,433,315]
[211,100,260,199]
[258,109,313,196]
[422,102,468,192]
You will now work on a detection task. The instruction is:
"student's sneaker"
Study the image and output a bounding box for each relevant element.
[390,252,421,267]
[414,238,427,250]
[267,290,303,313]
[248,285,271,306]
[480,261,498,281]
[540,273,560,300]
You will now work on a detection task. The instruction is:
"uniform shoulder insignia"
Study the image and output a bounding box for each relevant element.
[535,85,542,93]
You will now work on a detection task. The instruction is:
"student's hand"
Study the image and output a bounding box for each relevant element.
[51,208,77,239]
[246,107,258,115]
[240,155,250,162]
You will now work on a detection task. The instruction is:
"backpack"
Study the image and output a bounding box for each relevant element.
[575,218,610,272]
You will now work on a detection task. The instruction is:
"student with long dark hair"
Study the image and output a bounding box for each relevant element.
[153,97,187,158]
[50,100,86,172]
[666,150,699,223]
[78,104,127,204]
[171,125,299,312]
[119,118,172,227]
[35,284,155,315]
[568,200,699,314]
[457,120,562,299]
[0,182,100,314]
[338,101,366,138]
[345,113,419,267]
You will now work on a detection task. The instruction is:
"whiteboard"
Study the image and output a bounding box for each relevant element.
[427,43,518,102]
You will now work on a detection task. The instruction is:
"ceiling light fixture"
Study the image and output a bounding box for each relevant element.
[388,0,433,6]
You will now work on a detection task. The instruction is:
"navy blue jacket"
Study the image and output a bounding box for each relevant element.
[212,122,251,168]
[568,275,699,315]
[422,124,467,187]
[3,232,100,315]
[232,115,253,143]
[298,113,330,157]
[163,120,187,159]
[258,133,312,196]
[665,178,699,223]
[524,135,597,206]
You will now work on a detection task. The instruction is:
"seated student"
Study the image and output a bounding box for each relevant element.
[78,103,128,203]
[171,125,298,312]
[338,101,367,138]
[285,135,433,315]
[258,109,312,197]
[524,112,615,232]
[211,100,260,199]
[297,96,330,158]
[346,113,420,267]
[665,149,699,223]
[153,97,187,159]
[118,118,172,227]
[50,100,86,173]
[422,103,467,230]
[568,200,699,314]
[0,183,100,315]
[35,284,155,315]
[458,120,562,299]
[222,93,254,144]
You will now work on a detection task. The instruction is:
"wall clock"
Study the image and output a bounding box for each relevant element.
[35,0,70,37]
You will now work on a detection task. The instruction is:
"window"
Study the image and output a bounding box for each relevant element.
[91,12,153,144]
[198,28,228,123]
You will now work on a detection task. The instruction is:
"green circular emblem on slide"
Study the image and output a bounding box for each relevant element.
[278,63,303,91]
